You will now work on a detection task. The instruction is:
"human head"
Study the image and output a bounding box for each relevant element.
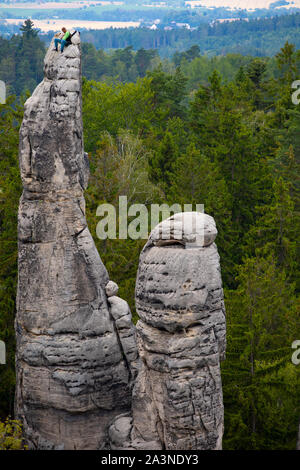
[62,27,67,33]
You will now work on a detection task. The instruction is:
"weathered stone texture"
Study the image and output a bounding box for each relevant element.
[110,213,226,450]
[15,34,137,450]
[16,34,226,451]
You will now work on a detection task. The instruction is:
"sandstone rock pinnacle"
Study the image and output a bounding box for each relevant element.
[15,33,137,450]
[15,34,226,451]
[110,212,226,450]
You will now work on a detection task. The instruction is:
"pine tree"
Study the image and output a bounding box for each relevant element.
[223,255,299,450]
[0,98,23,418]
[147,66,188,121]
[19,19,38,38]
[190,71,272,268]
[149,131,179,190]
[246,177,298,279]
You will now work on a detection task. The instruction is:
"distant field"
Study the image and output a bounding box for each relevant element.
[185,0,300,9]
[3,18,140,31]
[0,1,124,7]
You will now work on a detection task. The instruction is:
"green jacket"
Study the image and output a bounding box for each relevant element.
[62,31,70,41]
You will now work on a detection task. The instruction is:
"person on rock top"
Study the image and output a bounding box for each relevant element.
[53,27,71,53]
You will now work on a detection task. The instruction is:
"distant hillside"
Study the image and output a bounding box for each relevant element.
[185,0,300,10]
[38,12,300,57]
[1,0,300,35]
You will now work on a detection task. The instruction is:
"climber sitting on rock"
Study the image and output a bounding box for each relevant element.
[53,27,71,53]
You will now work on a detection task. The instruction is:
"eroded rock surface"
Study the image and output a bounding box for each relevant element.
[110,212,226,450]
[15,34,137,450]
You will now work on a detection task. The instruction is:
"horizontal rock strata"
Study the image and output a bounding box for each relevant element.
[110,212,226,450]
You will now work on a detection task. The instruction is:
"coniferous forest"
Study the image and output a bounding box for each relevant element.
[0,21,299,450]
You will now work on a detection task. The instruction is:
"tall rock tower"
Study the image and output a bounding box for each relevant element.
[15,33,137,449]
[110,212,226,450]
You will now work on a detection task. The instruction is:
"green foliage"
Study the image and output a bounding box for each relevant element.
[82,43,158,83]
[0,417,25,450]
[146,66,188,120]
[189,71,274,284]
[85,131,162,320]
[246,177,298,282]
[82,77,155,152]
[149,131,179,189]
[0,21,45,96]
[167,143,234,284]
[0,97,23,419]
[223,256,299,449]
[19,19,38,38]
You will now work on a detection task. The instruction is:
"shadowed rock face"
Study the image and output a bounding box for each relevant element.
[109,213,226,450]
[15,34,138,450]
